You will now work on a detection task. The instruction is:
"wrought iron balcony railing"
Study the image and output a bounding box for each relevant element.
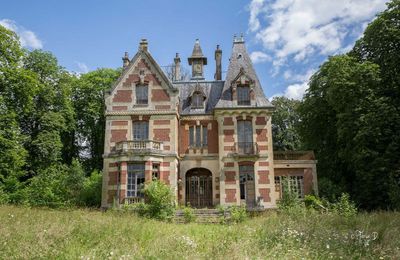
[234,142,259,155]
[115,140,164,153]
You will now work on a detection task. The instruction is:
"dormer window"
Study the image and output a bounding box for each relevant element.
[192,92,204,108]
[237,85,250,105]
[136,84,148,105]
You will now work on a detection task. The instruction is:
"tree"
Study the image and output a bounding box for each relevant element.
[271,96,302,151]
[72,68,120,172]
[163,63,190,81]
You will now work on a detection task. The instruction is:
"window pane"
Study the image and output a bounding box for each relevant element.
[133,121,148,140]
[192,93,203,108]
[238,85,250,105]
[202,126,208,146]
[136,85,148,104]
[127,163,145,197]
[196,125,201,147]
[189,126,194,146]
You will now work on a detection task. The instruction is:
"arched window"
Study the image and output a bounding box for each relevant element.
[192,92,204,108]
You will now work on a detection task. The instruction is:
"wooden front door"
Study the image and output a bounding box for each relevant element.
[185,168,212,208]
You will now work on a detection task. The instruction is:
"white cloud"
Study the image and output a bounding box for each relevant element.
[75,62,89,74]
[250,51,271,64]
[284,81,308,100]
[248,0,387,63]
[0,19,43,49]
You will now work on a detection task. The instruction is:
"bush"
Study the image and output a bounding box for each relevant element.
[332,193,357,217]
[0,185,9,205]
[78,170,102,207]
[304,195,325,210]
[230,205,248,223]
[277,177,302,211]
[141,180,175,221]
[182,206,196,223]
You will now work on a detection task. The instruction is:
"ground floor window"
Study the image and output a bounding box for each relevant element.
[275,175,304,198]
[152,163,160,180]
[127,163,145,197]
[239,165,254,200]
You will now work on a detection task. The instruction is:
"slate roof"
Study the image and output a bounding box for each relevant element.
[215,39,273,109]
[173,80,224,115]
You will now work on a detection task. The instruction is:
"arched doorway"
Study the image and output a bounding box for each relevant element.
[185,168,212,208]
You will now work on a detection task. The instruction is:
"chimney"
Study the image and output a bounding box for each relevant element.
[214,45,222,80]
[139,39,148,51]
[174,53,181,81]
[122,52,130,69]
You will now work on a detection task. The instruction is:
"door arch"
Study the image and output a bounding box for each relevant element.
[185,168,212,208]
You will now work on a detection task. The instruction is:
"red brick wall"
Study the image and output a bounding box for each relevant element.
[259,188,271,202]
[151,89,170,102]
[225,171,236,184]
[225,189,237,203]
[178,120,218,154]
[223,129,234,142]
[161,171,170,184]
[113,90,132,103]
[179,123,189,154]
[223,117,234,126]
[108,171,118,185]
[111,121,128,126]
[255,116,266,125]
[224,162,234,167]
[111,129,127,143]
[154,128,170,141]
[112,106,128,111]
[145,74,161,86]
[258,170,270,184]
[256,129,268,142]
[155,105,171,110]
[153,120,170,125]
[304,168,314,194]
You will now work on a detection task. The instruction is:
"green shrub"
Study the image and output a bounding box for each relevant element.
[304,195,325,210]
[277,177,303,211]
[230,205,248,223]
[141,180,175,221]
[332,193,357,217]
[78,170,102,207]
[182,206,196,223]
[0,185,9,205]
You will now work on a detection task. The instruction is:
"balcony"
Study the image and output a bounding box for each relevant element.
[233,142,259,156]
[273,151,315,161]
[114,140,164,154]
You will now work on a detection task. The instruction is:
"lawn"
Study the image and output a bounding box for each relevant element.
[0,205,399,259]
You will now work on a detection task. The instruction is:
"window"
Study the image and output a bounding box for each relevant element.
[275,175,304,199]
[192,92,204,108]
[127,163,145,198]
[239,165,254,200]
[152,163,160,180]
[133,121,148,140]
[136,84,148,105]
[237,85,250,105]
[189,125,208,147]
[237,120,253,154]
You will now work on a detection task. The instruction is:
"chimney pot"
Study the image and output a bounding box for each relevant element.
[122,52,130,69]
[139,39,148,51]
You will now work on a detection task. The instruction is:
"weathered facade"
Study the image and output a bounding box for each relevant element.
[101,37,317,209]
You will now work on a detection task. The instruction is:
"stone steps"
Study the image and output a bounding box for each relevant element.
[174,209,231,224]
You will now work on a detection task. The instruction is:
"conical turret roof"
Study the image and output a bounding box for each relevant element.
[188,39,207,65]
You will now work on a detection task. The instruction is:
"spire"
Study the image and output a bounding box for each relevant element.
[188,39,207,65]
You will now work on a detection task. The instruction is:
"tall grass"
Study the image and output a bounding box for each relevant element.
[0,205,399,259]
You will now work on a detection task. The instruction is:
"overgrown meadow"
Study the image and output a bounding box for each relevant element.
[1,205,399,259]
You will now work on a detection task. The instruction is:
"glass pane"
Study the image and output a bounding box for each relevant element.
[136,85,148,104]
[133,121,148,140]
[196,125,201,147]
[238,85,250,105]
[189,126,194,146]
[202,126,208,146]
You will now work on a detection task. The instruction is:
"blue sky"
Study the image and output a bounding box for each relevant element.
[1,0,388,99]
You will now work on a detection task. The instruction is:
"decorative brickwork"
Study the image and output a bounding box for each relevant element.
[113,90,132,103]
[258,170,270,184]
[225,171,236,184]
[223,117,234,126]
[155,105,171,110]
[255,116,266,125]
[223,129,234,142]
[151,89,170,102]
[259,188,271,202]
[225,189,236,203]
[112,106,128,111]
[224,162,234,167]
[110,129,127,143]
[153,120,170,125]
[154,128,170,141]
[256,129,268,142]
[111,121,128,126]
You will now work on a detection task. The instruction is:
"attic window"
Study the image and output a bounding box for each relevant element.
[191,92,204,108]
[136,84,148,105]
[237,85,250,105]
[237,53,242,59]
